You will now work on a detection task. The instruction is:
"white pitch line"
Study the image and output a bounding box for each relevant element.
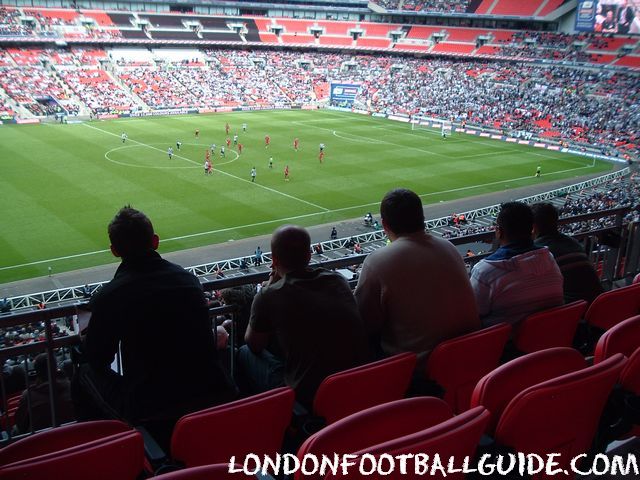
[0,161,594,271]
[291,122,451,159]
[83,123,329,212]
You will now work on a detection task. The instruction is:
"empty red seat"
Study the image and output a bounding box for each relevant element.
[594,315,640,439]
[513,300,587,354]
[312,352,416,424]
[493,354,626,478]
[470,347,586,435]
[425,323,511,413]
[0,420,144,480]
[324,405,490,480]
[585,283,640,332]
[296,397,453,480]
[153,464,256,479]
[594,315,640,363]
[170,387,295,468]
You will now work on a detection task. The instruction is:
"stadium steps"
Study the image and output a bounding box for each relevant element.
[484,0,501,15]
[110,68,149,109]
[533,0,551,17]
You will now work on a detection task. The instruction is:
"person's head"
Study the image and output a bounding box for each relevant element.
[531,202,560,237]
[34,353,50,383]
[495,202,534,245]
[271,225,311,273]
[380,188,425,238]
[108,206,159,259]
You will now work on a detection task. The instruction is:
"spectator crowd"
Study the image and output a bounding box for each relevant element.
[0,46,636,156]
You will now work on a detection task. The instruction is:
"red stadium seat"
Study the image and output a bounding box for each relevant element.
[170,387,295,468]
[296,397,453,480]
[312,352,416,424]
[493,354,626,479]
[0,421,144,480]
[633,273,640,284]
[0,420,132,465]
[153,464,256,479]
[585,283,640,332]
[594,315,640,363]
[594,315,640,440]
[512,300,587,354]
[470,347,587,435]
[323,406,490,480]
[425,323,511,413]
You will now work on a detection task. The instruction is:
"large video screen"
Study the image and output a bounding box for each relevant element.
[575,0,640,33]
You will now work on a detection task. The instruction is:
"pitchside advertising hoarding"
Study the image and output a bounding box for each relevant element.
[575,0,640,33]
[330,83,361,106]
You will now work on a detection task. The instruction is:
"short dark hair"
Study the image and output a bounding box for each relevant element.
[34,353,49,381]
[271,225,311,271]
[380,189,425,235]
[108,206,155,258]
[496,202,534,242]
[531,203,559,236]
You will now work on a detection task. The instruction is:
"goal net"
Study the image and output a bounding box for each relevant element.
[411,115,453,135]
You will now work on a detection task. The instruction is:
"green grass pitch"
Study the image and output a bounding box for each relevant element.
[0,109,612,283]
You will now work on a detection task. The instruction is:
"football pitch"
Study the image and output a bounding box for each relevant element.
[0,109,612,284]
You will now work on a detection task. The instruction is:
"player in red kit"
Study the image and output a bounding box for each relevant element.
[226,137,231,148]
[293,138,299,151]
[284,165,290,181]
[238,143,243,154]
[265,135,270,148]
[225,122,229,135]
[319,151,325,163]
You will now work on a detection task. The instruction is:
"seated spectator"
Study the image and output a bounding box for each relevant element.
[76,206,236,436]
[355,189,479,368]
[470,202,564,327]
[532,202,604,304]
[14,353,75,433]
[240,225,369,408]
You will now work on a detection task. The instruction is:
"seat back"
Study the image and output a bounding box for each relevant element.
[471,347,586,435]
[621,347,640,394]
[0,430,144,480]
[494,354,626,474]
[324,407,490,480]
[171,387,295,468]
[153,464,256,479]
[594,315,640,364]
[296,397,452,479]
[313,352,416,424]
[585,283,640,331]
[513,301,587,354]
[0,420,132,465]
[425,323,511,413]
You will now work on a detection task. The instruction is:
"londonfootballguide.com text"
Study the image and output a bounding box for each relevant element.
[228,452,639,477]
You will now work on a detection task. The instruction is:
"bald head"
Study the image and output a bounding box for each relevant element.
[271,225,311,272]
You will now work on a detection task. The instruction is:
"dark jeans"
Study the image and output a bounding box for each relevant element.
[236,345,285,397]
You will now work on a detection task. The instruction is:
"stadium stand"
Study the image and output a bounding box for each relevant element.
[2,1,640,473]
[57,68,136,113]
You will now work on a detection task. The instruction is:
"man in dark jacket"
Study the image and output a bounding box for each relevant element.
[77,206,235,426]
[532,202,604,304]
